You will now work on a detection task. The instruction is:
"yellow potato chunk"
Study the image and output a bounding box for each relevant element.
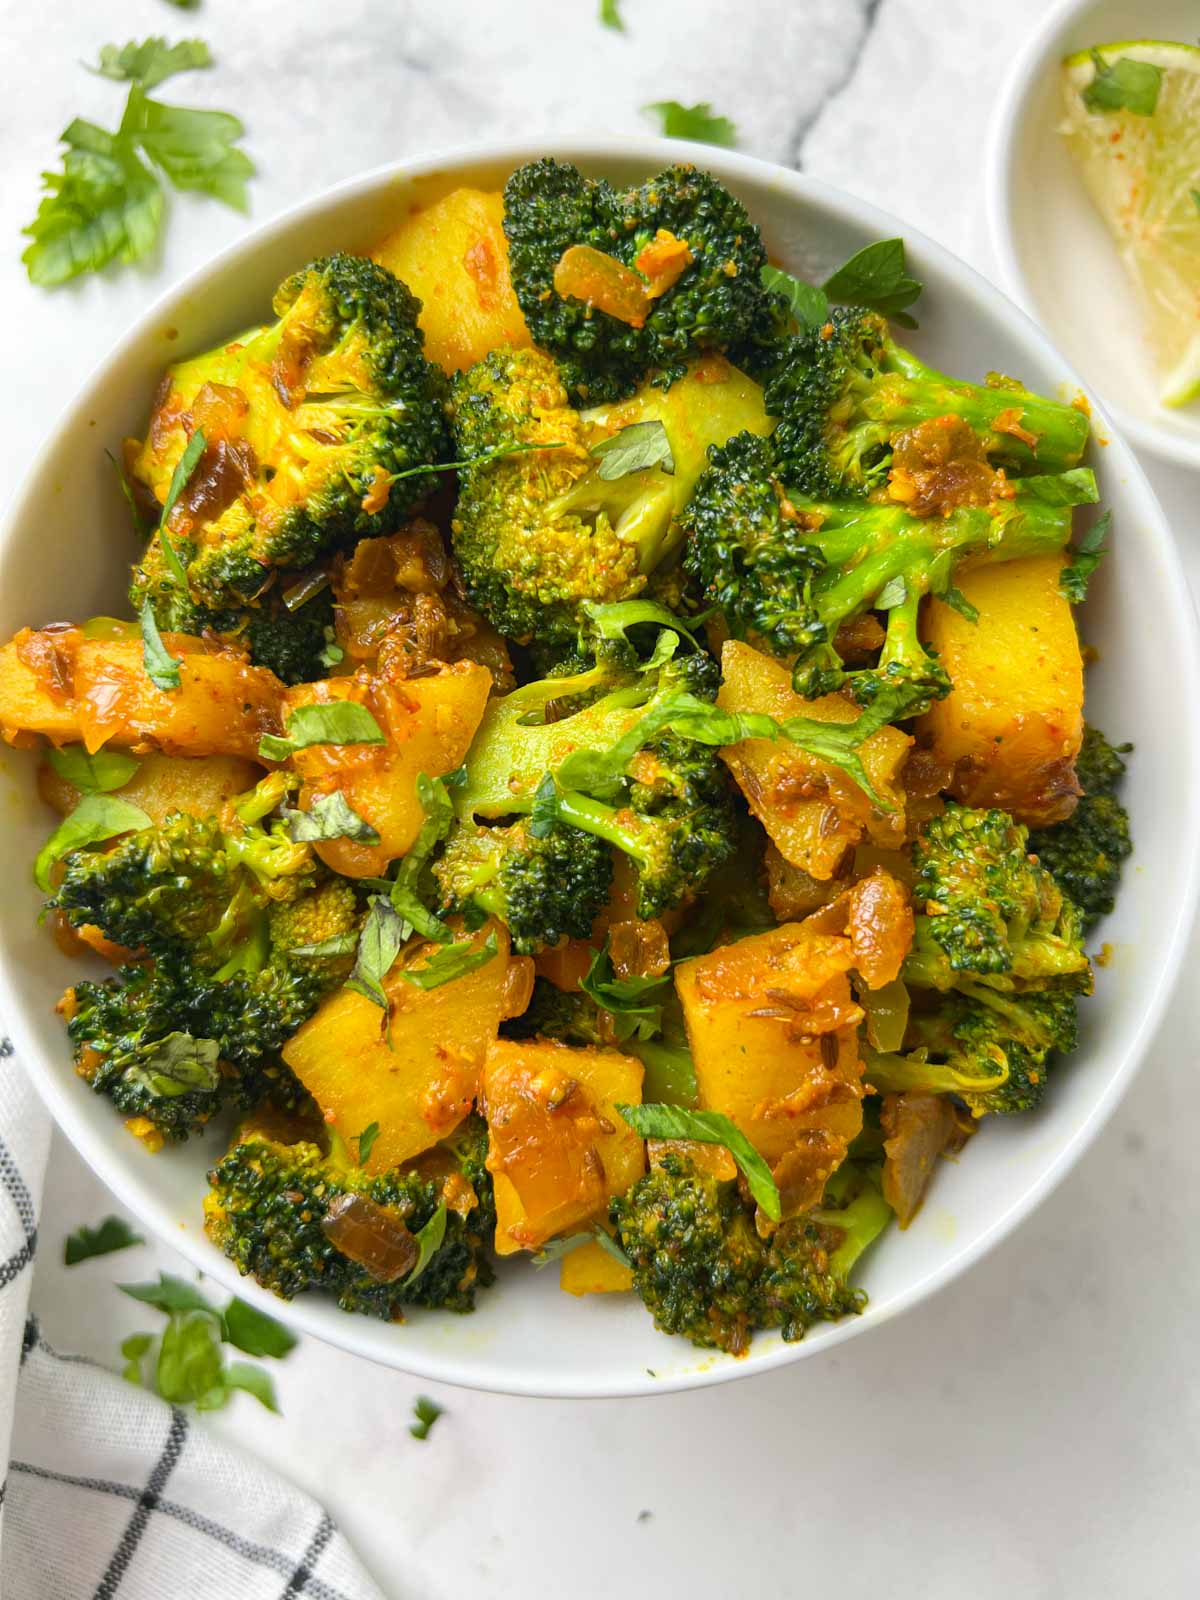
[675,921,865,1163]
[283,660,492,877]
[717,640,911,878]
[282,920,523,1173]
[371,188,531,374]
[0,628,283,760]
[560,1238,633,1296]
[484,1037,645,1254]
[38,752,260,822]
[917,554,1084,826]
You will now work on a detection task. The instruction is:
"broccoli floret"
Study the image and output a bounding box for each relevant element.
[204,1113,495,1316]
[611,1154,890,1354]
[456,629,737,919]
[449,345,770,645]
[682,430,1091,706]
[502,159,772,402]
[907,802,1091,987]
[55,778,361,1142]
[763,307,1091,499]
[130,253,449,614]
[865,984,1080,1117]
[434,818,612,955]
[1029,726,1132,931]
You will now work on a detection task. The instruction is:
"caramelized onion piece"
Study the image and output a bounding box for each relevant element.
[321,1192,418,1282]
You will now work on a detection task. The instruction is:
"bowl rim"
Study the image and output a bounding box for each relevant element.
[984,0,1200,471]
[5,134,1199,1398]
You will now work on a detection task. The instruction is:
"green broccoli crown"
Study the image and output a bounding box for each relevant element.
[1029,726,1132,932]
[764,307,1091,498]
[610,1153,888,1354]
[204,1113,496,1316]
[450,347,686,645]
[910,803,1090,985]
[132,252,449,614]
[433,817,613,955]
[502,159,772,402]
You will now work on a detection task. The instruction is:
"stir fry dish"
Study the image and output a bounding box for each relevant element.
[0,161,1130,1356]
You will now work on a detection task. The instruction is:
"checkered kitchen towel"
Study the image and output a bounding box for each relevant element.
[0,1053,384,1599]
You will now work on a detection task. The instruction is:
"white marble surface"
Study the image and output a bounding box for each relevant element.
[3,1,1200,1595]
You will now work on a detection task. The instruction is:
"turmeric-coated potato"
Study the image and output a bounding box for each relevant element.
[371,188,531,374]
[717,641,911,879]
[484,1036,645,1254]
[559,1237,634,1296]
[0,627,283,759]
[282,920,527,1173]
[917,553,1084,826]
[675,921,865,1163]
[38,752,260,823]
[283,660,492,877]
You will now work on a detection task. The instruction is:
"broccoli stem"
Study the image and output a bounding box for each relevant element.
[862,1043,1009,1099]
[552,789,656,871]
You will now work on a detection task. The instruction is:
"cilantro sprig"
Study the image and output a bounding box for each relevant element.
[23,36,254,288]
[763,236,924,332]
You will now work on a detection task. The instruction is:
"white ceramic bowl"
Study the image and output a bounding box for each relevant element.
[3,139,1197,1398]
[987,0,1200,470]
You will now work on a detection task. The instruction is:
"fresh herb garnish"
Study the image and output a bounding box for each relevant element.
[1082,50,1163,117]
[580,943,671,1042]
[599,0,624,29]
[156,426,207,589]
[281,790,380,844]
[45,745,139,794]
[1060,509,1111,604]
[34,793,151,891]
[258,701,387,761]
[355,1121,381,1166]
[22,43,253,288]
[762,263,832,333]
[139,600,182,692]
[118,1273,293,1411]
[404,1204,448,1285]
[400,931,499,991]
[644,100,738,148]
[616,1104,781,1221]
[288,931,359,959]
[370,773,458,942]
[591,420,675,480]
[384,439,565,488]
[89,36,212,89]
[345,898,406,1012]
[64,1216,144,1265]
[124,1032,221,1099]
[409,1395,443,1440]
[764,237,924,331]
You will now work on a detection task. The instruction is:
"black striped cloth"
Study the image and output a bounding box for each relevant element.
[0,1052,383,1599]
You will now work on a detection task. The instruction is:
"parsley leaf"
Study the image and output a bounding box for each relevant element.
[616,1104,781,1221]
[410,1395,444,1440]
[219,1362,279,1413]
[139,600,182,691]
[155,425,206,590]
[45,745,139,794]
[281,790,380,844]
[823,238,923,327]
[644,101,737,148]
[1060,509,1111,604]
[591,420,674,479]
[123,1032,221,1100]
[1082,50,1162,117]
[599,0,624,28]
[346,897,406,1012]
[64,1216,143,1265]
[89,37,212,90]
[356,1121,381,1166]
[258,701,386,761]
[222,1297,297,1359]
[401,931,499,991]
[121,1332,154,1385]
[404,1204,448,1285]
[580,943,670,1042]
[34,793,151,891]
[120,1272,221,1319]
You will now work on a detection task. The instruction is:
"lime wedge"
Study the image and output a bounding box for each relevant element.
[1060,40,1200,407]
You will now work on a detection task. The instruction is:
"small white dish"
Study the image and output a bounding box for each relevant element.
[2,138,1198,1397]
[987,0,1200,471]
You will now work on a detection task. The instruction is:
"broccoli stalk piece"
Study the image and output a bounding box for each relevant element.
[610,1153,891,1354]
[204,1114,495,1316]
[433,817,613,954]
[449,345,770,645]
[764,307,1091,498]
[502,159,773,401]
[1029,726,1132,931]
[54,777,361,1142]
[130,252,449,615]
[682,430,1094,705]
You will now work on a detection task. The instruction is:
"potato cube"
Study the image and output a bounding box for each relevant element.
[560,1238,634,1296]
